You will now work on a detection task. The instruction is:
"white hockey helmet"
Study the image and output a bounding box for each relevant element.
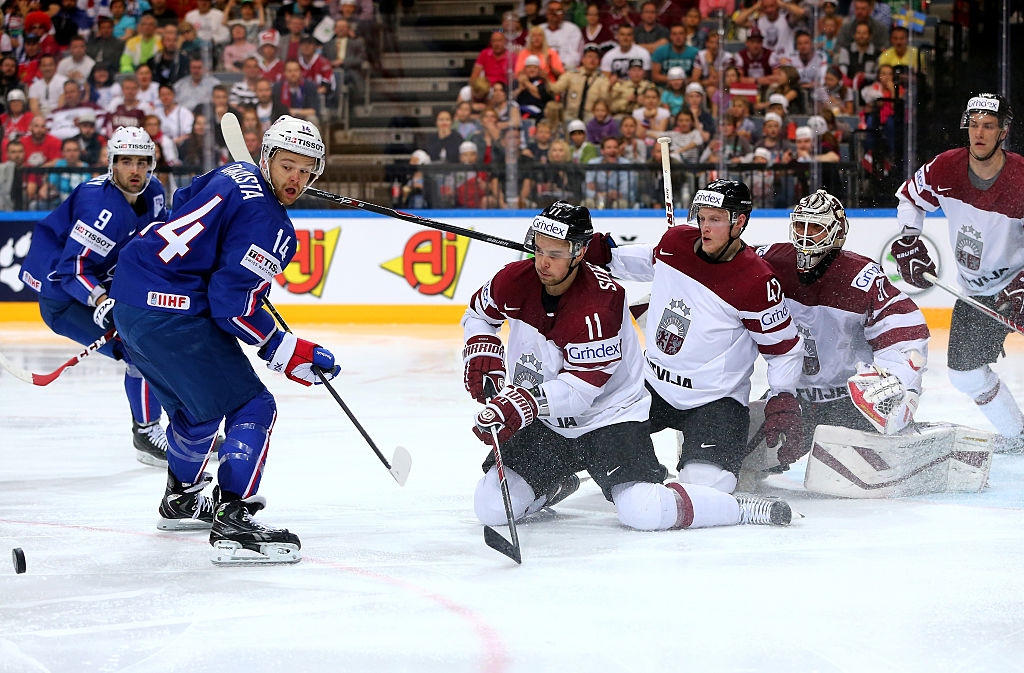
[107,126,157,195]
[790,189,847,272]
[259,115,325,197]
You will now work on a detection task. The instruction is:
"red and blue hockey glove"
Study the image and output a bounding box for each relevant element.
[92,296,116,329]
[890,236,936,289]
[463,334,506,404]
[473,385,538,445]
[259,330,341,387]
[763,393,805,466]
[996,271,1024,320]
[583,232,616,267]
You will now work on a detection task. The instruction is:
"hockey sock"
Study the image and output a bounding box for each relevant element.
[124,363,163,424]
[665,482,741,528]
[611,481,681,530]
[218,390,277,498]
[949,366,1024,437]
[473,465,537,527]
[166,410,220,484]
[678,461,737,493]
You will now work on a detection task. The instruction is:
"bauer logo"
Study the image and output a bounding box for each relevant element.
[147,291,191,310]
[276,227,340,297]
[70,220,116,257]
[241,244,282,280]
[381,229,469,299]
[850,262,881,291]
[565,337,622,365]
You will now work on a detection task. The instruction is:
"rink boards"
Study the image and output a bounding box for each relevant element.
[0,209,957,326]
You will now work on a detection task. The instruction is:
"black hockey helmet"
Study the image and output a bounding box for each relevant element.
[687,179,753,228]
[525,201,594,258]
[960,93,1013,129]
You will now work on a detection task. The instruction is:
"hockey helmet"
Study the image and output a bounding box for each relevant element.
[687,179,753,228]
[960,93,1013,129]
[107,126,157,196]
[525,201,594,258]
[789,189,848,272]
[259,114,326,196]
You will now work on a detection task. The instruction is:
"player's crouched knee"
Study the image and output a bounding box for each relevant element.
[473,466,536,527]
[611,481,679,531]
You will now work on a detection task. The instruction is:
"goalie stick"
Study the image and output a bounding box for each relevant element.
[0,328,116,386]
[262,298,411,486]
[481,379,523,564]
[657,137,674,227]
[923,272,1024,337]
[219,112,528,254]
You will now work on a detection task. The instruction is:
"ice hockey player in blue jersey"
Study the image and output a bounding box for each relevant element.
[109,115,341,565]
[20,126,171,466]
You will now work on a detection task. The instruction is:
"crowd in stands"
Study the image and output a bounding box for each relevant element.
[0,0,375,207]
[403,0,924,210]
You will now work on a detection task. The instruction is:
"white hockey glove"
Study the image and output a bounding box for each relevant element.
[93,297,116,330]
[847,362,919,435]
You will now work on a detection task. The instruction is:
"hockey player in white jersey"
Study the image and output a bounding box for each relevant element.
[464,201,791,531]
[585,179,805,495]
[891,93,1024,452]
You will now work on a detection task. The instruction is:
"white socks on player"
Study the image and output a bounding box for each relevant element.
[677,461,738,493]
[949,366,1024,437]
[474,466,540,526]
[611,481,741,530]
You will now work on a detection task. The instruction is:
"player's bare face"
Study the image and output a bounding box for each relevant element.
[113,155,151,193]
[269,150,317,205]
[967,114,1005,162]
[697,207,740,257]
[533,233,579,293]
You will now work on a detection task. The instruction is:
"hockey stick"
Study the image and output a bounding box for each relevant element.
[262,301,411,486]
[657,137,674,227]
[481,379,522,564]
[219,112,528,254]
[0,328,116,386]
[922,272,1024,337]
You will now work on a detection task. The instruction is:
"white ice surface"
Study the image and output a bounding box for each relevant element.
[1,324,1023,673]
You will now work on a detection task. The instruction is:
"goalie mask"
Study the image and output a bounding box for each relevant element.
[107,126,157,196]
[259,115,325,198]
[790,189,848,273]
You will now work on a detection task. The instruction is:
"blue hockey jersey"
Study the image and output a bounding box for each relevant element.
[110,162,294,345]
[21,175,167,306]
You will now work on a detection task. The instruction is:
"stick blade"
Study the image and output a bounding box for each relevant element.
[0,350,34,384]
[483,526,522,564]
[389,446,412,486]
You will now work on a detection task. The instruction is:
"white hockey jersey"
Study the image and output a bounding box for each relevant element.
[758,244,930,403]
[607,225,803,409]
[896,147,1024,296]
[462,259,649,439]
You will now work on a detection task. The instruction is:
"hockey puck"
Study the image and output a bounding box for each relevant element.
[12,547,26,574]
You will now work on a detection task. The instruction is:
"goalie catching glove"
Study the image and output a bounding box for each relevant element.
[463,334,506,404]
[473,385,539,445]
[259,330,340,386]
[847,362,919,435]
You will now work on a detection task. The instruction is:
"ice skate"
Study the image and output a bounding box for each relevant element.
[992,433,1024,455]
[209,496,301,565]
[133,420,169,467]
[734,492,792,526]
[157,471,216,530]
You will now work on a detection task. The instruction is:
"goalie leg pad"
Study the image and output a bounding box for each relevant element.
[804,423,993,498]
[473,465,539,527]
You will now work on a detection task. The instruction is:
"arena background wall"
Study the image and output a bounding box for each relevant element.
[0,210,956,326]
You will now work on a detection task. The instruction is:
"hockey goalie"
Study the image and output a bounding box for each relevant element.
[741,190,994,497]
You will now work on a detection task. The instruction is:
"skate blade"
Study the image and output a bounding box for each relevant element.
[210,540,301,566]
[136,450,168,467]
[157,517,213,531]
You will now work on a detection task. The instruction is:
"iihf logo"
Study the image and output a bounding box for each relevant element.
[513,353,543,388]
[955,225,983,271]
[655,299,691,355]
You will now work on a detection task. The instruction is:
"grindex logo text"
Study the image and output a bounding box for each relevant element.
[381,230,470,298]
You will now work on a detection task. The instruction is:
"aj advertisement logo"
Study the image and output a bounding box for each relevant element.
[381,230,469,299]
[275,227,340,297]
